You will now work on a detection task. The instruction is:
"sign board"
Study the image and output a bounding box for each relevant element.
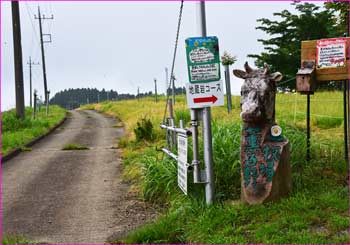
[185,36,221,83]
[316,38,347,69]
[177,134,188,195]
[186,80,224,109]
[301,37,350,81]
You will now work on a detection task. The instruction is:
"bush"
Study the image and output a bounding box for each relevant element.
[212,122,242,200]
[134,117,154,141]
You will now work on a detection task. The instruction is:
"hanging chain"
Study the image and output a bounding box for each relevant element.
[162,0,184,124]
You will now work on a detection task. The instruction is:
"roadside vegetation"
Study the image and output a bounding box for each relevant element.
[2,105,66,155]
[62,143,90,150]
[2,234,35,245]
[81,91,349,244]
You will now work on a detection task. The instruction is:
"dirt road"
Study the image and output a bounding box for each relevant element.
[2,110,156,244]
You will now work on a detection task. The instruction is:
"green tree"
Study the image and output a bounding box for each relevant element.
[325,1,349,35]
[248,3,342,89]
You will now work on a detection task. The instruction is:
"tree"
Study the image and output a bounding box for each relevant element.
[248,3,342,89]
[325,1,349,36]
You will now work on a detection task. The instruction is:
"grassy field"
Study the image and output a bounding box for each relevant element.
[1,105,66,155]
[82,91,348,244]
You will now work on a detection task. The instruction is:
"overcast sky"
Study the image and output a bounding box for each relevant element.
[1,1,323,111]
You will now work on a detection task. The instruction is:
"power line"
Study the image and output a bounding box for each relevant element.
[24,2,40,57]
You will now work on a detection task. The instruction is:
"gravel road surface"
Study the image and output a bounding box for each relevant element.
[2,110,156,244]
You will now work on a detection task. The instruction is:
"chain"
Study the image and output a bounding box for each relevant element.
[162,0,184,124]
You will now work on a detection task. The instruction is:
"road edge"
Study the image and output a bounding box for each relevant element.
[1,113,68,164]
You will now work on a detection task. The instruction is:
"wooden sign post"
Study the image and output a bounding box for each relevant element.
[297,37,350,162]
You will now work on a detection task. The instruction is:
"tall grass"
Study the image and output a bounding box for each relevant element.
[80,92,348,244]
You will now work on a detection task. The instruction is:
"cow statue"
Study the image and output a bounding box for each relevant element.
[233,62,291,204]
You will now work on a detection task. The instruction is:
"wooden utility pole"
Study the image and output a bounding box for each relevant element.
[35,6,53,104]
[33,89,37,119]
[154,78,158,103]
[11,1,25,119]
[27,56,39,108]
[347,1,350,162]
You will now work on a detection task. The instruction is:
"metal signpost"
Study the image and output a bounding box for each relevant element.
[160,1,217,205]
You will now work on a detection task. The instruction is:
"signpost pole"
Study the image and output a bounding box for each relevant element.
[347,0,350,164]
[306,93,311,161]
[197,0,214,205]
[343,80,348,161]
[224,65,232,113]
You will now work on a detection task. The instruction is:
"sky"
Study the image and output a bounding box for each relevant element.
[1,1,324,111]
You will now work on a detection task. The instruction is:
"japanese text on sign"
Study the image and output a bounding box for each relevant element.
[186,80,224,109]
[185,36,221,83]
[177,135,188,195]
[317,38,347,69]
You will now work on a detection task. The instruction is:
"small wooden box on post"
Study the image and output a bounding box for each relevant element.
[296,61,316,94]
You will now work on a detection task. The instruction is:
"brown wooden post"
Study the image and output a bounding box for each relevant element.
[12,1,25,119]
[347,1,350,164]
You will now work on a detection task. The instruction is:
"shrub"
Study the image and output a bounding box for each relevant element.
[134,117,154,141]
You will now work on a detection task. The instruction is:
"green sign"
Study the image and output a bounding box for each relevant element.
[185,36,221,83]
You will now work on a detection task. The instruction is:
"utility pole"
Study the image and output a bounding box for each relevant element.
[137,87,140,101]
[11,1,25,119]
[154,78,158,103]
[197,1,214,205]
[46,90,50,115]
[35,6,53,104]
[27,56,39,108]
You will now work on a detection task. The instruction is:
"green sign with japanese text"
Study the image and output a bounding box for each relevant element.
[185,36,221,83]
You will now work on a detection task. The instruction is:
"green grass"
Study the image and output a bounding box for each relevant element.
[2,106,66,155]
[80,92,349,244]
[2,234,36,244]
[61,143,90,150]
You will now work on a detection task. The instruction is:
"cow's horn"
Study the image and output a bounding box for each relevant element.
[244,62,253,73]
[263,63,269,74]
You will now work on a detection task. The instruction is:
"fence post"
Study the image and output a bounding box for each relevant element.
[33,90,37,119]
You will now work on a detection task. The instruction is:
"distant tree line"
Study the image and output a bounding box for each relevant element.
[50,88,152,109]
[166,86,186,96]
[50,87,186,109]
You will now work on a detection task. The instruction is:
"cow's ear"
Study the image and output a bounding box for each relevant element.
[233,69,247,79]
[270,72,283,82]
